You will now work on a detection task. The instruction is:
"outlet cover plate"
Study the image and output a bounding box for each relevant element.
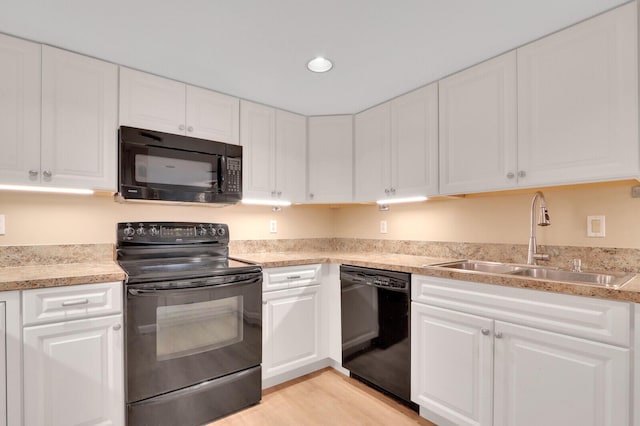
[587,215,605,237]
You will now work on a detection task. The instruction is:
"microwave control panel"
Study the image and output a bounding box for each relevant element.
[226,158,241,193]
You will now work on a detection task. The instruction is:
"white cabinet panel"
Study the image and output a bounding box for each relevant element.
[390,83,439,198]
[119,67,186,135]
[307,115,353,203]
[517,2,638,186]
[264,264,322,292]
[412,303,493,426]
[439,52,517,194]
[635,304,640,426]
[241,100,276,198]
[241,101,306,203]
[41,46,118,190]
[23,314,124,426]
[0,34,41,185]
[275,109,306,202]
[494,321,630,426]
[262,285,321,378]
[186,85,239,143]
[0,292,21,426]
[354,102,391,202]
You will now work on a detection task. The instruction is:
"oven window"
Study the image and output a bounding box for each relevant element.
[135,154,214,188]
[156,296,243,361]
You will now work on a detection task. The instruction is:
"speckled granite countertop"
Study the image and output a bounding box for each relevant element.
[232,251,640,304]
[2,247,640,304]
[0,262,126,292]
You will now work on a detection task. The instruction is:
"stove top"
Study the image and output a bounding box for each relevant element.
[116,221,261,284]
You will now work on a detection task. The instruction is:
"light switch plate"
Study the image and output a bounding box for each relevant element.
[0,215,5,235]
[587,215,605,237]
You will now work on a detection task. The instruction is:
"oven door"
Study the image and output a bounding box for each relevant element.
[125,273,262,403]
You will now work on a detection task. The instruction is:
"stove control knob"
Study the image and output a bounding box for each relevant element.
[208,227,217,236]
[149,227,159,237]
[136,225,146,236]
[123,226,135,237]
[217,227,226,236]
[197,226,207,236]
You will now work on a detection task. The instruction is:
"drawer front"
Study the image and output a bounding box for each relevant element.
[412,275,631,347]
[23,281,123,326]
[264,264,322,291]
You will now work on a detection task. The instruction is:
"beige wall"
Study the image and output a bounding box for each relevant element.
[1,181,639,248]
[334,181,640,249]
[0,192,336,245]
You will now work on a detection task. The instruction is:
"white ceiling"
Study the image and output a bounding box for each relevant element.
[0,0,630,116]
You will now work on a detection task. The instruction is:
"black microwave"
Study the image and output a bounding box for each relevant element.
[118,126,242,204]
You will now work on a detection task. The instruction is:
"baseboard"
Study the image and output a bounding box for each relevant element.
[262,358,333,389]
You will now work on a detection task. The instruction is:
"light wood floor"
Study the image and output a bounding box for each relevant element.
[210,368,436,426]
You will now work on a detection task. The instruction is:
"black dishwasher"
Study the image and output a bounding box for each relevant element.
[340,265,415,409]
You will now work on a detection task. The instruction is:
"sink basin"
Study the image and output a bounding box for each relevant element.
[510,268,635,289]
[434,260,527,275]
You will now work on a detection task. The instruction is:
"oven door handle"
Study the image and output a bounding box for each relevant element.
[127,275,262,296]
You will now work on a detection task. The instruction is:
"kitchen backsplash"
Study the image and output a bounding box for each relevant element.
[231,237,640,273]
[0,244,114,267]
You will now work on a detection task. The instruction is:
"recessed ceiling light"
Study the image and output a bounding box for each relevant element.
[307,57,333,73]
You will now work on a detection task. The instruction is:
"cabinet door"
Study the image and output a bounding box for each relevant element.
[494,321,630,426]
[24,314,124,426]
[517,2,638,187]
[354,102,391,202]
[0,34,41,185]
[412,303,493,426]
[635,304,640,426]
[391,83,439,198]
[186,85,239,144]
[307,115,353,203]
[262,286,321,379]
[41,46,118,190]
[275,109,306,203]
[119,67,186,135]
[240,100,276,199]
[439,52,517,195]
[0,302,5,426]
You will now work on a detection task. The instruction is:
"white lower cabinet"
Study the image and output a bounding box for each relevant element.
[412,275,631,426]
[0,292,21,426]
[23,282,124,426]
[262,265,330,388]
[635,304,640,426]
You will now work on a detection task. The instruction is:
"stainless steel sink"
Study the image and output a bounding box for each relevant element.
[434,260,527,275]
[433,260,635,289]
[510,268,635,289]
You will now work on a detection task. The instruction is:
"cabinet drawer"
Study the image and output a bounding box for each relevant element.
[23,281,123,326]
[264,264,322,291]
[412,275,631,347]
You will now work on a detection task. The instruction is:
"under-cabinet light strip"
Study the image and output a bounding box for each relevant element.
[242,198,292,207]
[376,196,428,205]
[0,184,94,195]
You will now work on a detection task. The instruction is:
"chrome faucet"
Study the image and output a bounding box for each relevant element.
[527,191,551,265]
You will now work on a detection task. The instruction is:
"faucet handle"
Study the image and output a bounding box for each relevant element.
[571,259,582,272]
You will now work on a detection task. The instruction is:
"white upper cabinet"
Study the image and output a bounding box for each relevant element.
[354,102,391,201]
[439,52,517,195]
[275,109,307,202]
[390,83,439,199]
[0,34,41,185]
[307,115,353,203]
[41,46,118,191]
[240,101,306,203]
[517,1,638,187]
[0,38,117,191]
[120,67,239,144]
[355,83,439,203]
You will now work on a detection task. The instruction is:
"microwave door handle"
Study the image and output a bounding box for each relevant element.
[218,156,226,192]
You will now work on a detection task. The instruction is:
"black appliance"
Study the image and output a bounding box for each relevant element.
[118,126,242,204]
[340,265,415,409]
[117,222,262,426]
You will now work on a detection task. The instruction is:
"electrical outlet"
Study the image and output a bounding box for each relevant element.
[269,220,277,233]
[587,215,605,237]
[380,220,388,234]
[0,215,4,235]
